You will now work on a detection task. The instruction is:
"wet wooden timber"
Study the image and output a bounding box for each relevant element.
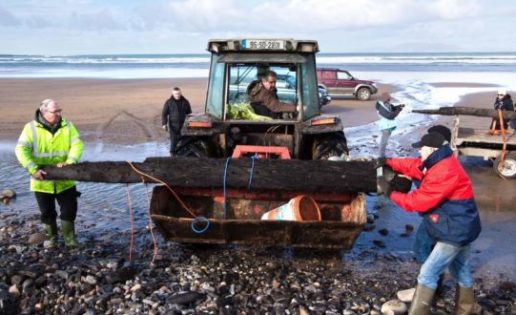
[42,157,378,193]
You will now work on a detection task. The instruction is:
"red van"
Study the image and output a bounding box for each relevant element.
[317,68,377,101]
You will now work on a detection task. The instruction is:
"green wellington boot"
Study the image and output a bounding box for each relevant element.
[408,284,435,315]
[454,286,475,315]
[44,221,58,248]
[61,220,79,248]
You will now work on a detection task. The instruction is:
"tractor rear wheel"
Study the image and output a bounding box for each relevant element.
[312,131,349,160]
[175,137,218,158]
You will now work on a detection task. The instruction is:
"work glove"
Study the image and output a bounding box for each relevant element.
[162,124,168,131]
[390,175,412,193]
[382,165,413,193]
[377,176,392,197]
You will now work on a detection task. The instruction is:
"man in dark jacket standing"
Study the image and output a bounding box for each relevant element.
[379,132,481,315]
[162,87,192,154]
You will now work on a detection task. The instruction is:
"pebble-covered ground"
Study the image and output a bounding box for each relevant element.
[0,212,514,315]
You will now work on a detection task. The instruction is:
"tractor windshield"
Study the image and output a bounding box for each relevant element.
[227,64,298,106]
[205,53,319,120]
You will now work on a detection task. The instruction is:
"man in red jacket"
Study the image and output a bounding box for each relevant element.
[379,132,481,315]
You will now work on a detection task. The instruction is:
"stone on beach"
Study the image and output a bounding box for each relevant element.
[396,287,415,303]
[380,299,407,315]
[28,232,47,245]
[1,189,16,204]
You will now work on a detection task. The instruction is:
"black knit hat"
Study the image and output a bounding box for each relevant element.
[428,125,451,142]
[412,132,445,149]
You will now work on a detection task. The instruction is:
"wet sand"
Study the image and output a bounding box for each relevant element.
[0,78,207,144]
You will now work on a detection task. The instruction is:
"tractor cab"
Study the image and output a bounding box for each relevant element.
[205,39,321,122]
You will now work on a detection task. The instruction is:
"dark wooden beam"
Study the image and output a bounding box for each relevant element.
[413,107,516,120]
[42,157,378,193]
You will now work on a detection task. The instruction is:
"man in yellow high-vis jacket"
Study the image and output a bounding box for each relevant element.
[15,99,84,248]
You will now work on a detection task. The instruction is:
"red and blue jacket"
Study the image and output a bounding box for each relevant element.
[387,146,481,247]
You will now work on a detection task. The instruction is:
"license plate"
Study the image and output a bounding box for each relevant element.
[241,39,286,50]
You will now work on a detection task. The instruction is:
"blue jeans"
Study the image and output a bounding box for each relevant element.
[379,129,392,158]
[413,223,434,264]
[418,242,473,289]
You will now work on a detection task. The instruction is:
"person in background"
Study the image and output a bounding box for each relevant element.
[15,99,84,248]
[378,132,481,315]
[376,92,405,158]
[490,89,514,133]
[162,87,192,155]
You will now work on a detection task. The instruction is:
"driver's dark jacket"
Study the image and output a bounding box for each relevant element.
[248,82,296,117]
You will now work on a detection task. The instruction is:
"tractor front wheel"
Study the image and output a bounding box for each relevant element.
[312,132,349,160]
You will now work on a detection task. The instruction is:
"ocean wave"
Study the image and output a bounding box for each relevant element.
[2,53,516,66]
[0,55,210,64]
[317,54,516,65]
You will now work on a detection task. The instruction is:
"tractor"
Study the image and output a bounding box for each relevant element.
[149,39,367,249]
[174,39,348,161]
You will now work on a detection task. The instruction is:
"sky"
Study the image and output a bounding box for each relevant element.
[1,0,515,55]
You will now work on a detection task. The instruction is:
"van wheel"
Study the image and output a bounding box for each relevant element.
[356,88,371,101]
[493,155,516,179]
[312,132,349,160]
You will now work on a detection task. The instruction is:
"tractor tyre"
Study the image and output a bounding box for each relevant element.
[175,137,218,158]
[312,131,349,160]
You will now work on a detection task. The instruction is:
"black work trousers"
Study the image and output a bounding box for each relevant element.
[169,125,181,154]
[34,186,78,224]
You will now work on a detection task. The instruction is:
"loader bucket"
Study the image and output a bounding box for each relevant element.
[150,186,367,249]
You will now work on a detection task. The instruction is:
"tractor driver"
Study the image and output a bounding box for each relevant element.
[248,70,297,119]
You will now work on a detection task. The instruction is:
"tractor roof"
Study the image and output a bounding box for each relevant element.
[207,39,319,54]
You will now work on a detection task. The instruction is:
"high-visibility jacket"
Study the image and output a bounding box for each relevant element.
[15,117,83,194]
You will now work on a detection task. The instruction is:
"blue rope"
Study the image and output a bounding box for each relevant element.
[247,155,257,190]
[223,157,232,220]
[191,216,210,234]
[191,157,231,233]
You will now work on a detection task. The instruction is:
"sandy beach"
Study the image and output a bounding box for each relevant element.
[0,79,396,144]
[0,78,207,144]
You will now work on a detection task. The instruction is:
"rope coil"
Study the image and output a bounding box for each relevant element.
[126,161,213,246]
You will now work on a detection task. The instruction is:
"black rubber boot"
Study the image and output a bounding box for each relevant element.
[44,221,58,248]
[454,285,475,315]
[61,220,78,248]
[408,284,435,315]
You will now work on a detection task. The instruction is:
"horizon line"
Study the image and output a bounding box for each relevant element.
[1,51,516,57]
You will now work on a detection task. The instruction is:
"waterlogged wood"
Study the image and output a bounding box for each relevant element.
[42,157,378,193]
[413,107,516,120]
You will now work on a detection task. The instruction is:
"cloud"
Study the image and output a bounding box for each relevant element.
[0,0,514,54]
[0,0,486,34]
[68,9,126,31]
[428,0,480,20]
[0,5,21,26]
[138,0,484,34]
